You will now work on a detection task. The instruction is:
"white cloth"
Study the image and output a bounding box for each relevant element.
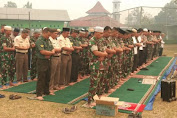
[57,35,72,54]
[132,36,138,54]
[160,36,165,48]
[14,35,30,53]
[49,36,61,56]
[137,36,143,50]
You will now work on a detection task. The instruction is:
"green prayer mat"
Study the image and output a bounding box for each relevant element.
[3,81,37,93]
[44,78,90,104]
[137,57,172,76]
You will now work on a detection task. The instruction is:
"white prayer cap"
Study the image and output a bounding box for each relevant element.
[4,26,12,31]
[42,27,48,30]
[79,28,86,34]
[57,29,61,32]
[132,28,137,33]
[94,26,104,33]
[143,28,148,32]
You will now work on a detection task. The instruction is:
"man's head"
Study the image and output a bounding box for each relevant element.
[1,24,6,33]
[94,26,104,39]
[62,28,70,38]
[103,26,112,38]
[70,29,79,38]
[85,30,89,38]
[33,30,41,38]
[21,29,29,39]
[4,26,12,36]
[79,29,86,38]
[13,28,20,37]
[49,28,58,39]
[111,27,118,37]
[42,27,50,39]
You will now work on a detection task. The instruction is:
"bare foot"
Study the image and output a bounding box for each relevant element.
[33,78,38,81]
[37,96,44,100]
[1,85,7,89]
[9,82,17,86]
[69,82,75,86]
[16,82,22,86]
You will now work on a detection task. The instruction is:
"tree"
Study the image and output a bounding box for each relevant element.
[154,0,177,25]
[23,1,32,9]
[125,7,154,28]
[4,1,17,8]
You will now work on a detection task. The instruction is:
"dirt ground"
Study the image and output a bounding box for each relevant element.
[0,44,177,118]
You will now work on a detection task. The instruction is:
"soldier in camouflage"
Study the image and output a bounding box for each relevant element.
[30,30,41,81]
[0,26,16,89]
[87,26,108,105]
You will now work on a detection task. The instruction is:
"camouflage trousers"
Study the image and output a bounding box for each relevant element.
[79,57,90,76]
[88,69,105,104]
[30,55,37,80]
[0,60,15,85]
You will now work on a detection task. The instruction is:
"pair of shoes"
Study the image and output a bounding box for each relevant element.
[62,106,77,114]
[9,94,22,100]
[0,94,5,98]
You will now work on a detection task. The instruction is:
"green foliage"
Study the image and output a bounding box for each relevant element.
[155,0,177,25]
[4,1,17,8]
[23,1,32,9]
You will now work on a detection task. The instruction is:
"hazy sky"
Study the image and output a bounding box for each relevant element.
[0,0,172,20]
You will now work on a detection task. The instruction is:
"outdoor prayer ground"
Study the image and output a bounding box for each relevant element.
[0,44,177,118]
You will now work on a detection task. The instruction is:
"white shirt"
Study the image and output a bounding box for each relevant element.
[160,36,165,48]
[132,36,138,54]
[49,36,61,56]
[14,35,30,53]
[138,36,143,50]
[57,35,72,54]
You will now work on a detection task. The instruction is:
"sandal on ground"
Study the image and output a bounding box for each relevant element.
[62,108,71,114]
[9,94,22,100]
[0,94,5,98]
[70,105,77,112]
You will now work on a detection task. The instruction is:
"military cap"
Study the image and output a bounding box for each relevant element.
[62,27,70,32]
[14,28,20,32]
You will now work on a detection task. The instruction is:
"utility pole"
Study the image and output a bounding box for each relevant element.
[29,11,31,29]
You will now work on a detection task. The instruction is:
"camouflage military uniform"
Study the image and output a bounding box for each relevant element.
[111,37,120,86]
[69,36,81,82]
[87,37,107,104]
[0,35,15,85]
[30,36,38,80]
[127,38,134,74]
[78,37,90,76]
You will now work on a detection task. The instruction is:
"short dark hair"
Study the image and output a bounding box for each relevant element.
[49,28,57,33]
[1,24,6,28]
[22,29,29,34]
[25,28,30,30]
[104,26,112,31]
[70,29,79,34]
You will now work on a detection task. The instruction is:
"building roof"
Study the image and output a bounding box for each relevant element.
[86,1,110,14]
[70,15,122,27]
[0,8,70,21]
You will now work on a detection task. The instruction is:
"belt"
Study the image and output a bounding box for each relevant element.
[16,52,28,54]
[53,56,60,57]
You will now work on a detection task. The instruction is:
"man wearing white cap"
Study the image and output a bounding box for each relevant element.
[0,26,16,89]
[87,26,108,106]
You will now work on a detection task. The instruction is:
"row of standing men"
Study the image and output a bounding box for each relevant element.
[0,25,165,102]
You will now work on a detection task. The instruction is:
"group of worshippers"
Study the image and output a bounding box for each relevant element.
[0,24,165,101]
